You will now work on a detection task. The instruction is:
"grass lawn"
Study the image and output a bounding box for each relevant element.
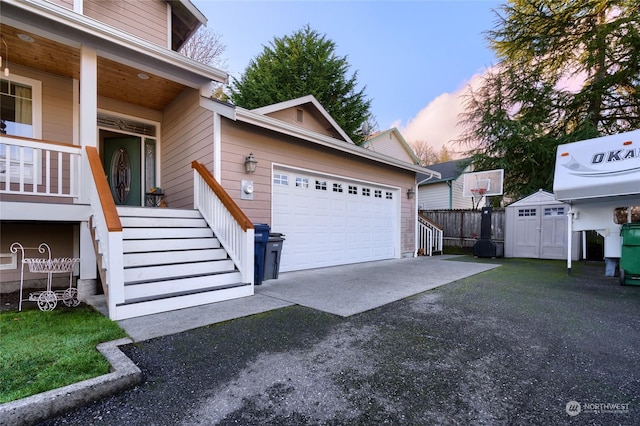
[0,305,127,403]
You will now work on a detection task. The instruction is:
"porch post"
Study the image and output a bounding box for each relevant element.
[79,45,98,282]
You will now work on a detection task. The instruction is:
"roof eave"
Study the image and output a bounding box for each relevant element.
[235,108,439,176]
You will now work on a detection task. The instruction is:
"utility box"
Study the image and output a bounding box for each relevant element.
[264,233,285,281]
[254,223,270,285]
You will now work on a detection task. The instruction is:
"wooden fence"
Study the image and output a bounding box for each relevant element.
[420,209,505,248]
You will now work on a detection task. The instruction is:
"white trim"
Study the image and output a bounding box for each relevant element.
[96,109,162,204]
[252,95,353,144]
[271,163,400,191]
[166,2,172,50]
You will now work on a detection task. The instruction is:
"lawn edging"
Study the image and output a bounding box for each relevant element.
[0,338,141,426]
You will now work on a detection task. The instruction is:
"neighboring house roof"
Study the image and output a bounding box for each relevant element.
[252,95,353,144]
[417,158,471,185]
[362,128,421,165]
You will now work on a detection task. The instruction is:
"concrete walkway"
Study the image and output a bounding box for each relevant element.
[115,256,499,342]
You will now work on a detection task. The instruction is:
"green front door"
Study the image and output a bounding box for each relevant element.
[103,137,141,206]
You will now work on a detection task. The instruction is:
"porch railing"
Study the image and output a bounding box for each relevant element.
[192,161,255,285]
[86,146,124,319]
[418,215,443,256]
[0,135,81,200]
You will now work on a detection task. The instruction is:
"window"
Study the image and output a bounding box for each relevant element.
[374,190,382,198]
[348,185,358,194]
[333,183,343,193]
[362,188,371,197]
[614,206,640,224]
[274,173,289,185]
[518,208,536,217]
[295,177,309,188]
[386,191,393,200]
[0,75,42,184]
[315,180,327,190]
[544,207,564,216]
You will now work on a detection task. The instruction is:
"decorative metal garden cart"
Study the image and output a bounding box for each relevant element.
[10,242,81,312]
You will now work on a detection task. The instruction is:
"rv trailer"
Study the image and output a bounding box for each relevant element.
[553,129,640,275]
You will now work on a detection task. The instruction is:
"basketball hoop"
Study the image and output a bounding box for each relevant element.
[470,188,487,198]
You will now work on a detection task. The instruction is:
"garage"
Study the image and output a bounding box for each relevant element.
[272,166,400,272]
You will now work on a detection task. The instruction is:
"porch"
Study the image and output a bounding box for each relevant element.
[0,135,255,320]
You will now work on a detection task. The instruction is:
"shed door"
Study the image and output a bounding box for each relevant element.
[540,206,566,259]
[513,208,540,258]
[272,168,399,272]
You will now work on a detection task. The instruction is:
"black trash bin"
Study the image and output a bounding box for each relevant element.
[264,233,285,281]
[253,223,270,285]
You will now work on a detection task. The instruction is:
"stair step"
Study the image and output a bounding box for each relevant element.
[114,284,253,320]
[123,237,221,253]
[124,259,235,283]
[120,216,208,228]
[117,207,201,218]
[123,248,227,267]
[123,227,213,240]
[123,271,244,301]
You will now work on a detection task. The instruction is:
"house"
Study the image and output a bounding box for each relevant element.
[417,158,477,210]
[0,0,438,320]
[362,128,421,165]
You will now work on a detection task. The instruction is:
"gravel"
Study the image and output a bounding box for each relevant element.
[39,258,640,425]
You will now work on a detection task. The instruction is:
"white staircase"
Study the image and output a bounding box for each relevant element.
[111,207,252,319]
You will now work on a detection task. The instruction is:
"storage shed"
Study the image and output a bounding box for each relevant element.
[505,190,580,260]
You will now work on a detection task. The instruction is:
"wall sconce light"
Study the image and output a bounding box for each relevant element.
[407,187,415,199]
[244,152,257,173]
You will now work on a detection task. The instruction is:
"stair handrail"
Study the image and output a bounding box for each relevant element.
[86,146,125,317]
[418,214,443,256]
[192,161,255,285]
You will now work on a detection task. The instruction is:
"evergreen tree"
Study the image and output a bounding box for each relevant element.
[230,25,372,143]
[459,0,640,199]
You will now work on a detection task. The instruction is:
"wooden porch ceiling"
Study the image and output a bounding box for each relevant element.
[1,24,186,111]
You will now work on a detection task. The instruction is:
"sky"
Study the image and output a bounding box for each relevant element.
[192,0,503,155]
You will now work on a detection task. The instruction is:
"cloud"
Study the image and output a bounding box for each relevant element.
[396,72,488,157]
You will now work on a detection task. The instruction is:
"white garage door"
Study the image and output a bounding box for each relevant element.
[272,167,399,272]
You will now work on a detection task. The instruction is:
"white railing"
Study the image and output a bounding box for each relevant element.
[418,215,443,256]
[192,161,254,285]
[86,147,124,320]
[0,135,81,200]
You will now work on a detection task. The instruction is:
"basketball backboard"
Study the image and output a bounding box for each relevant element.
[462,169,504,198]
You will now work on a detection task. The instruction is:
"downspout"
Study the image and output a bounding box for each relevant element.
[213,112,221,182]
[448,180,453,209]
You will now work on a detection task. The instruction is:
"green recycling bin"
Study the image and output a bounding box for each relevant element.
[619,223,640,286]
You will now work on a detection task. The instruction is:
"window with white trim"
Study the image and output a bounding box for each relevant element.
[362,188,371,197]
[386,191,393,199]
[544,207,564,216]
[333,183,343,193]
[315,180,327,190]
[273,173,289,185]
[518,208,536,217]
[348,185,358,194]
[0,75,42,184]
[374,189,382,198]
[295,177,309,188]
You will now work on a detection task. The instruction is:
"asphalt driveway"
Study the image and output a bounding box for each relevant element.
[43,257,640,425]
